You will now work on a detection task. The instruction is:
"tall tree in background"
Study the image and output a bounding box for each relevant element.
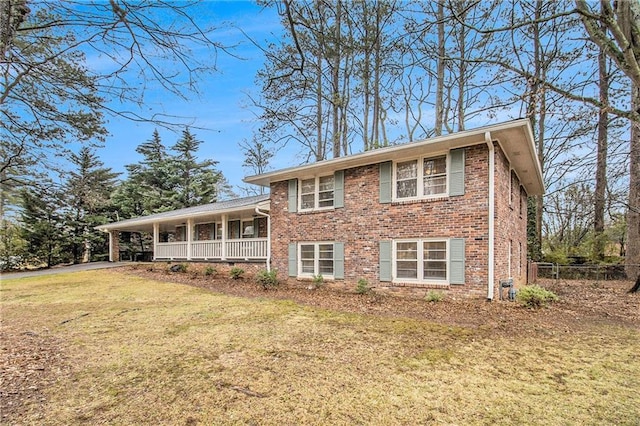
[240,137,274,196]
[168,128,224,209]
[64,147,119,263]
[576,0,640,280]
[20,182,65,268]
[1,0,223,190]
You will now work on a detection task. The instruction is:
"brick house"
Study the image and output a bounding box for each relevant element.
[98,119,543,300]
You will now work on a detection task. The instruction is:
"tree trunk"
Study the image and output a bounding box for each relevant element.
[435,1,445,136]
[593,39,609,262]
[629,273,640,293]
[626,83,640,279]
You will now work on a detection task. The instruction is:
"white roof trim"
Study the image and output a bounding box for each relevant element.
[244,119,544,196]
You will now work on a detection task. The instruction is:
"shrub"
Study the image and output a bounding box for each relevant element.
[425,290,444,302]
[516,285,559,308]
[312,274,324,288]
[204,266,217,277]
[256,269,279,289]
[230,267,245,280]
[169,263,188,273]
[355,278,371,294]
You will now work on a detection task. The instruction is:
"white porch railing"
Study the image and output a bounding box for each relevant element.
[191,241,223,259]
[225,238,268,259]
[155,242,188,259]
[155,238,267,260]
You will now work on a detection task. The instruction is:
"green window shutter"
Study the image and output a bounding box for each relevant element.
[379,161,392,203]
[379,240,392,282]
[334,170,344,208]
[334,242,345,279]
[449,149,465,196]
[288,243,297,277]
[288,179,298,213]
[449,238,465,284]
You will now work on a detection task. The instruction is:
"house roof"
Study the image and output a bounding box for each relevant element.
[96,194,270,233]
[244,119,544,196]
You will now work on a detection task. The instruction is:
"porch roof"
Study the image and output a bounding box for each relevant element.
[244,119,544,196]
[96,194,270,233]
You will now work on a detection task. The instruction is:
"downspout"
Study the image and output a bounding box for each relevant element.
[254,205,271,272]
[485,131,495,301]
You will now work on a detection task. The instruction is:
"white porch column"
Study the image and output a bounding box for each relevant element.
[221,214,227,260]
[153,223,159,261]
[186,218,193,260]
[108,231,114,262]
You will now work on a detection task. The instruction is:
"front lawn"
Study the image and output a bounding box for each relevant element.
[1,270,638,425]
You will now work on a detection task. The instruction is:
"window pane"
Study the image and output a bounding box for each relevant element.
[397,161,417,179]
[301,245,315,259]
[319,260,334,275]
[424,241,446,259]
[318,244,333,259]
[301,178,315,194]
[397,180,417,198]
[423,157,447,196]
[424,176,446,195]
[319,176,334,191]
[301,194,315,210]
[423,156,446,176]
[300,244,315,274]
[423,261,447,279]
[396,242,417,259]
[397,261,418,279]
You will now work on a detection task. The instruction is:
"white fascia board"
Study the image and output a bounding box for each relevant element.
[244,119,543,195]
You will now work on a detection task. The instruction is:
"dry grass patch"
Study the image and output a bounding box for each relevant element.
[1,271,638,425]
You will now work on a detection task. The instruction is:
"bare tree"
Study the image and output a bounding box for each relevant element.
[1,1,225,185]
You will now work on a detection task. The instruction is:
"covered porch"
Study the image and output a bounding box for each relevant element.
[97,195,271,264]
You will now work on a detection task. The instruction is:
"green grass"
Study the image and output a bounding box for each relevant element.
[2,271,639,425]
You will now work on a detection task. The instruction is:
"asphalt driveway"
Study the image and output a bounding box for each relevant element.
[1,262,131,280]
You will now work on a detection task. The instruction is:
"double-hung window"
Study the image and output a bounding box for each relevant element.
[395,155,447,200]
[299,242,334,277]
[300,175,335,211]
[394,239,448,283]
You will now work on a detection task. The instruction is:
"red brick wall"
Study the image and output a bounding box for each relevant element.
[493,144,528,296]
[270,144,501,298]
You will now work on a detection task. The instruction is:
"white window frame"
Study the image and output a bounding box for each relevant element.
[299,175,335,211]
[392,239,449,284]
[298,242,335,279]
[393,154,449,201]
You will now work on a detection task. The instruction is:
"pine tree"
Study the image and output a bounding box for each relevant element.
[168,128,222,208]
[64,147,119,263]
[20,183,65,268]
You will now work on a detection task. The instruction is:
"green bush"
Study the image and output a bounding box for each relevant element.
[168,263,188,273]
[256,269,279,289]
[516,285,559,308]
[204,266,217,277]
[230,267,245,280]
[355,278,371,294]
[312,274,324,288]
[425,290,444,302]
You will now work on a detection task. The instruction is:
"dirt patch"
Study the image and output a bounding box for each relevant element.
[0,326,70,424]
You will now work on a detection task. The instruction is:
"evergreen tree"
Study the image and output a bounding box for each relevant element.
[168,128,223,208]
[64,147,119,263]
[20,183,65,268]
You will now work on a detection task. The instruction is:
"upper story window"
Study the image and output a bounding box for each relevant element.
[394,155,447,200]
[300,175,335,211]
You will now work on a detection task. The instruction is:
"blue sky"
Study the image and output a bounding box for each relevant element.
[95,1,285,194]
